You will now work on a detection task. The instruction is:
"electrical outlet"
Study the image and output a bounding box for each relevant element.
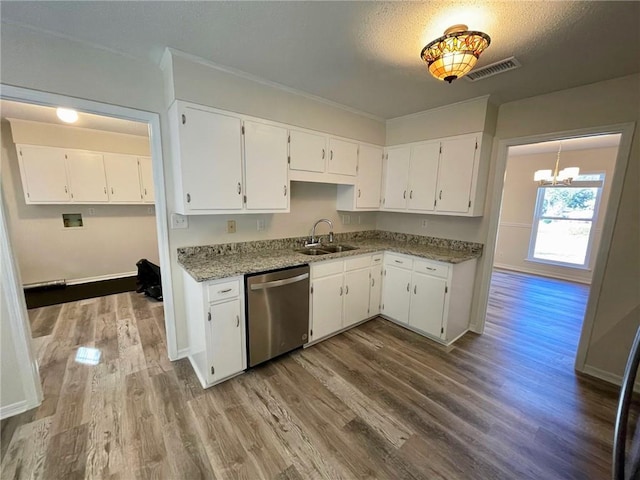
[421,219,428,228]
[147,206,155,215]
[87,208,96,216]
[227,220,236,233]
[342,214,351,225]
[171,213,188,229]
[257,219,265,231]
[358,215,362,225]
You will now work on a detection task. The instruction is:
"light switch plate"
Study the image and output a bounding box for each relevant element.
[171,213,188,229]
[342,214,351,225]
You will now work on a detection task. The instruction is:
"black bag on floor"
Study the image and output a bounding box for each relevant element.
[136,259,163,301]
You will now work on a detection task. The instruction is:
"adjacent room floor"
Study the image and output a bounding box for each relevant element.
[1,271,634,479]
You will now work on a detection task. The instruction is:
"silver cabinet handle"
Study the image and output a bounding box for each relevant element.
[284,185,287,196]
[104,187,107,194]
[371,278,375,287]
[394,260,403,264]
[218,288,232,294]
[439,190,442,200]
[181,114,186,125]
[414,285,417,294]
[237,182,242,195]
[339,286,343,296]
[236,315,240,327]
[250,273,309,290]
[144,188,147,195]
[406,283,410,292]
[426,267,436,271]
[186,193,191,203]
[322,148,325,159]
[345,285,349,295]
[410,190,413,199]
[330,150,334,160]
[403,190,406,199]
[64,186,68,193]
[207,312,211,322]
[111,187,115,195]
[358,189,361,198]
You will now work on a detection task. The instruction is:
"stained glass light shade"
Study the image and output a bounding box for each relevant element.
[421,25,491,83]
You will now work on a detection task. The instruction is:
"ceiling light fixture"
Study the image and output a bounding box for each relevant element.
[534,143,580,186]
[56,107,78,123]
[421,24,491,83]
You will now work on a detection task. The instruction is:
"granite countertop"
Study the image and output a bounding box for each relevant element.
[178,231,483,282]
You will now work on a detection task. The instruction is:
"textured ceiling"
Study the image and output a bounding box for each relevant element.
[1,1,639,119]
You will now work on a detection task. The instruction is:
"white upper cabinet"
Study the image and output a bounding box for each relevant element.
[15,145,150,205]
[169,101,290,214]
[407,141,440,212]
[382,132,490,217]
[435,135,478,213]
[104,154,144,203]
[327,137,358,176]
[171,103,243,213]
[138,156,154,203]
[336,143,383,211]
[382,146,411,210]
[243,120,289,211]
[289,129,326,173]
[66,151,108,203]
[17,145,70,203]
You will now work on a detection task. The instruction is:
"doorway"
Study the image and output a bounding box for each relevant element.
[0,85,177,417]
[476,124,634,377]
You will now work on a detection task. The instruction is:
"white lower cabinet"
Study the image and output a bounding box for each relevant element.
[309,254,379,343]
[369,255,383,316]
[381,252,477,345]
[182,273,247,388]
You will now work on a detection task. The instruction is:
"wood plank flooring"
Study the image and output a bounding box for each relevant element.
[2,270,636,479]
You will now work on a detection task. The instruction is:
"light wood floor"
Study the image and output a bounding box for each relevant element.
[1,271,634,479]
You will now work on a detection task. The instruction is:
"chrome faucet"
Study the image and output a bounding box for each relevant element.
[306,218,334,247]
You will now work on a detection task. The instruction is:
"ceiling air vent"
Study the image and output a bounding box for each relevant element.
[465,56,521,82]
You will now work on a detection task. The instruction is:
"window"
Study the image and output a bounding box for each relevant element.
[528,174,605,268]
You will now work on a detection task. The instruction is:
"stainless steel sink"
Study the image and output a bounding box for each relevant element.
[320,244,359,253]
[295,248,331,256]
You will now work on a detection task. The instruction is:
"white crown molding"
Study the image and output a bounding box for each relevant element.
[163,47,385,123]
[386,95,492,124]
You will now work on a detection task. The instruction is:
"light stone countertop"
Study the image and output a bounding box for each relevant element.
[178,234,482,282]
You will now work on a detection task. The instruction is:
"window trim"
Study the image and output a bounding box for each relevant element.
[527,174,605,269]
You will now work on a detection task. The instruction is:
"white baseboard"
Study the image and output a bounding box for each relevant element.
[493,263,591,285]
[581,364,640,393]
[66,271,137,286]
[173,347,190,361]
[0,399,30,420]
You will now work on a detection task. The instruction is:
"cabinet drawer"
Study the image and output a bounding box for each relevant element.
[345,255,371,271]
[312,259,343,278]
[414,259,449,278]
[384,253,413,270]
[207,280,240,302]
[371,253,383,265]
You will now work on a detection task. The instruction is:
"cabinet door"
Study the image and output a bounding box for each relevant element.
[408,142,439,212]
[18,145,69,203]
[343,268,371,328]
[289,129,326,173]
[409,273,447,338]
[244,121,289,211]
[311,274,344,341]
[66,151,108,203]
[179,106,243,211]
[138,157,155,203]
[369,264,383,316]
[436,135,477,213]
[381,265,411,324]
[356,145,383,209]
[104,154,143,203]
[382,146,410,210]
[208,299,244,382]
[328,138,358,176]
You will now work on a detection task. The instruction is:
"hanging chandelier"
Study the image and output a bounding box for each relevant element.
[420,24,491,83]
[533,144,580,186]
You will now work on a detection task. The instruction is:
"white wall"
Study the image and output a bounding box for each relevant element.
[1,119,159,284]
[495,146,618,283]
[488,74,639,379]
[1,280,26,411]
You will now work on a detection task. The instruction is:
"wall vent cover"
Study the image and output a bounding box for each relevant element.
[465,56,521,82]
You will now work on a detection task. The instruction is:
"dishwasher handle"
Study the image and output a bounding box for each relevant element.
[249,272,309,290]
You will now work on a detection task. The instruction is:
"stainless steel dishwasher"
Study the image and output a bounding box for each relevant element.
[245,265,310,367]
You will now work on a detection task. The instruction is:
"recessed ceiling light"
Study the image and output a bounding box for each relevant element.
[56,107,78,123]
